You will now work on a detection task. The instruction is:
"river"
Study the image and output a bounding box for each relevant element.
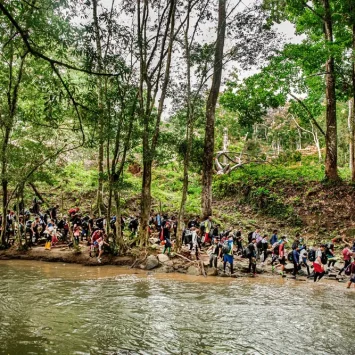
[0,260,354,355]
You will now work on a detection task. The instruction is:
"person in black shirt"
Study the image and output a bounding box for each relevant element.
[247,238,257,276]
[208,237,221,268]
[234,230,243,255]
[50,205,59,223]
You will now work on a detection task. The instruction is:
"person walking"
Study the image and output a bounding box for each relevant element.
[292,247,300,278]
[208,237,221,268]
[346,258,355,289]
[338,245,353,277]
[313,254,325,282]
[223,235,234,275]
[276,237,287,277]
[270,230,278,246]
[247,238,257,276]
[299,245,310,276]
[261,234,269,264]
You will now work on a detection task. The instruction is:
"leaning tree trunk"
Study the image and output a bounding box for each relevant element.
[201,0,226,218]
[323,0,338,181]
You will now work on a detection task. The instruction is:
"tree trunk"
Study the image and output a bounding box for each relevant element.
[201,0,226,218]
[114,190,124,251]
[177,4,193,251]
[348,99,354,173]
[137,0,176,245]
[177,124,193,250]
[351,23,355,182]
[93,0,105,213]
[107,182,112,236]
[323,0,338,181]
[139,160,152,247]
[28,182,46,205]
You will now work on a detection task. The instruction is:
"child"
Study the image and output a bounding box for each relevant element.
[73,225,81,246]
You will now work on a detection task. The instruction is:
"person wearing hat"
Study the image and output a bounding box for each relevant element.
[208,236,221,268]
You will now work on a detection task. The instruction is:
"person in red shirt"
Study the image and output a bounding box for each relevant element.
[338,245,352,276]
[276,236,287,276]
[90,230,103,257]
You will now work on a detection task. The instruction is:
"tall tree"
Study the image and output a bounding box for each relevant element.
[135,0,178,246]
[263,0,339,180]
[201,0,227,218]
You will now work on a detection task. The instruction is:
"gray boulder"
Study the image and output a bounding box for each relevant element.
[146,255,159,270]
[187,265,200,276]
[157,253,170,263]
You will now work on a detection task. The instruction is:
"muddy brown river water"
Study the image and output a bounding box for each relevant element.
[0,260,354,354]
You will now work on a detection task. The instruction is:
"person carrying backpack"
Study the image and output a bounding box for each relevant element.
[308,246,316,263]
[338,245,352,277]
[271,241,280,273]
[270,230,278,246]
[276,237,287,277]
[346,259,355,289]
[234,230,243,256]
[223,235,234,275]
[208,237,222,268]
[292,247,300,278]
[247,238,257,276]
[325,243,337,270]
[299,245,310,276]
[313,253,325,282]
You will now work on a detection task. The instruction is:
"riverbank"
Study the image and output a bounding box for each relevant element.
[0,244,349,285]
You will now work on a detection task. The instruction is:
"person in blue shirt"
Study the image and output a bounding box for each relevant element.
[223,235,234,275]
[292,247,300,277]
[270,230,278,245]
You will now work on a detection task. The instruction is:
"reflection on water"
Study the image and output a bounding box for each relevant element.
[0,260,354,355]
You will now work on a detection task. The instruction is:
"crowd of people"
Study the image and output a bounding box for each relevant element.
[179,217,355,288]
[1,199,140,263]
[2,200,355,288]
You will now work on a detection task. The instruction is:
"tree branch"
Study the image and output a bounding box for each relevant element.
[0,1,121,77]
[289,93,326,137]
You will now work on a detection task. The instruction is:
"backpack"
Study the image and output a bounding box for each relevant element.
[243,246,252,258]
[287,253,293,262]
[308,249,316,262]
[272,242,279,255]
[320,252,328,265]
[248,231,253,243]
[345,263,352,276]
[222,241,231,254]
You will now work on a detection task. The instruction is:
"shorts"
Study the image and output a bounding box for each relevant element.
[350,276,355,283]
[279,256,286,265]
[224,254,233,264]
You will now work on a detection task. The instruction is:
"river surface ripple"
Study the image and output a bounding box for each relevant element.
[0,260,354,355]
